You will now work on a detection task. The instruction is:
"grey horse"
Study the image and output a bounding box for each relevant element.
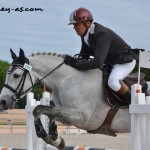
[0,49,131,149]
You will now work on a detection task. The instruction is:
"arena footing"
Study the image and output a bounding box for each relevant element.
[46,145,115,150]
[0,148,26,150]
[0,146,114,150]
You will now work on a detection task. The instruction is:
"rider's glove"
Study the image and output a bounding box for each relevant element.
[64,55,77,68]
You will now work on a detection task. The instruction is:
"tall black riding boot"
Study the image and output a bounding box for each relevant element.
[117,81,131,104]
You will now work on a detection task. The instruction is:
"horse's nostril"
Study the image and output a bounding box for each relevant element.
[1,100,6,106]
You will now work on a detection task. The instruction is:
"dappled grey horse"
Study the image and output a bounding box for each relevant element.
[0,49,131,149]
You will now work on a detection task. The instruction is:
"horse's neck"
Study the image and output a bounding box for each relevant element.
[29,55,75,90]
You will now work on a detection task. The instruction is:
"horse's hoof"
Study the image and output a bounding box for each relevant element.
[56,137,65,150]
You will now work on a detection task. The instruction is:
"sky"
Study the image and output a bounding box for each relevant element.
[0,0,150,63]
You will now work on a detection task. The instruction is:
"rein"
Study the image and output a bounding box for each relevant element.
[4,62,64,102]
[38,62,64,82]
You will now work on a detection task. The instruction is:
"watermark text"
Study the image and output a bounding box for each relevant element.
[0,7,44,13]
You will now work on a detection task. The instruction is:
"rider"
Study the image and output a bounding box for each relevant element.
[64,7,138,103]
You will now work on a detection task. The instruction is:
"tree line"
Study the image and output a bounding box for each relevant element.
[0,60,9,90]
[0,59,150,108]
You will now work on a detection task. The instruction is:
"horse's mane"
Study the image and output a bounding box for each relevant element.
[30,52,66,58]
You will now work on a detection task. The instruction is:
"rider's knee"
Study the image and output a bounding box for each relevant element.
[108,78,121,92]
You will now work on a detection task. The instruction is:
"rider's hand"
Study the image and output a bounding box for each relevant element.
[64,55,77,68]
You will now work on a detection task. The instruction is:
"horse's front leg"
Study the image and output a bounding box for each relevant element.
[49,121,58,141]
[32,105,65,149]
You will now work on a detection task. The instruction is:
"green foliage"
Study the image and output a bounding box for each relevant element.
[0,60,10,91]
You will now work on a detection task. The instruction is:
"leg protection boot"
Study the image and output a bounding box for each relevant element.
[117,80,131,104]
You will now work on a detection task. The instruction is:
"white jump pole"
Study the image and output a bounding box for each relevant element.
[131,84,141,150]
[138,92,146,150]
[146,96,150,150]
[130,83,150,150]
[26,92,46,150]
[26,92,35,150]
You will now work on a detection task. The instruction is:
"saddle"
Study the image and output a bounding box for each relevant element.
[103,65,147,109]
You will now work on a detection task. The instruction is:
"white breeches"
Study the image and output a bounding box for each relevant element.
[108,60,136,92]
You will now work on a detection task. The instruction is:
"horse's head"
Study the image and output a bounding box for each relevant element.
[0,48,34,111]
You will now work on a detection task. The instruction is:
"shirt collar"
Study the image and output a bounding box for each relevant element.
[84,23,95,45]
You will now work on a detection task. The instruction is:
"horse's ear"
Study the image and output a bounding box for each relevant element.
[10,49,17,60]
[19,48,25,58]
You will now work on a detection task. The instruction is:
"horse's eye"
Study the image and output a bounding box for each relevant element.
[14,73,20,78]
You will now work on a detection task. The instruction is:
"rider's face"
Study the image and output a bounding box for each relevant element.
[73,22,88,36]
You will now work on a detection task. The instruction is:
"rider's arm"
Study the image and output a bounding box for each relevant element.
[76,32,111,71]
